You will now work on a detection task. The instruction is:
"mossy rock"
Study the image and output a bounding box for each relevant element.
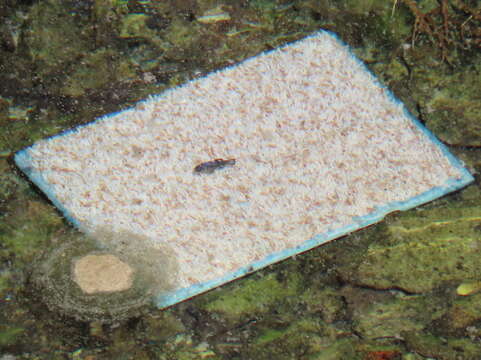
[201,271,301,324]
[436,291,481,333]
[155,333,220,360]
[297,286,346,323]
[119,13,157,40]
[352,204,481,293]
[23,0,89,77]
[245,318,335,360]
[343,288,442,339]
[309,338,360,360]
[403,331,481,360]
[411,60,481,146]
[61,48,137,97]
[140,310,186,343]
[0,160,20,204]
[0,325,24,347]
[0,200,63,260]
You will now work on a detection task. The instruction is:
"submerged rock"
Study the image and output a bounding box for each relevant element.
[456,281,481,296]
[350,203,481,293]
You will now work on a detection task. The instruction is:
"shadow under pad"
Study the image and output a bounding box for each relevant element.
[15,30,474,308]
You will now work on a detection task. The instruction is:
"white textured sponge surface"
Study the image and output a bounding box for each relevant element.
[18,31,472,302]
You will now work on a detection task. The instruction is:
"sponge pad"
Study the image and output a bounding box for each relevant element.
[15,31,473,308]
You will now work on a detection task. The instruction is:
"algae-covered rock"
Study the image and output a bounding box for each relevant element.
[435,292,481,334]
[417,62,481,147]
[0,160,19,205]
[22,0,89,77]
[353,204,481,293]
[460,149,481,178]
[197,5,231,24]
[456,280,481,296]
[308,338,359,360]
[7,105,33,122]
[1,0,479,357]
[164,18,202,51]
[155,333,220,360]
[248,323,404,360]
[119,13,157,40]
[61,49,137,97]
[403,331,481,360]
[297,286,346,323]
[343,286,440,339]
[396,43,481,147]
[201,271,301,324]
[140,310,186,343]
[245,318,339,360]
[1,200,63,260]
[0,325,24,347]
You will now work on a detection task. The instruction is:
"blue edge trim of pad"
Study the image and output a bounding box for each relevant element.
[14,30,475,309]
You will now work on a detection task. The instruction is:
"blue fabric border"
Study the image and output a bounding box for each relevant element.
[14,30,474,309]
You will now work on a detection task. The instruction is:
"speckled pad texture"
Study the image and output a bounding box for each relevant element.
[15,31,473,308]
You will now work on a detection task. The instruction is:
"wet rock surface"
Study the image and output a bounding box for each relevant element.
[0,0,480,358]
[350,202,481,293]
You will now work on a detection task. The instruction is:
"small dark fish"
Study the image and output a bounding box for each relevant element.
[194,158,236,174]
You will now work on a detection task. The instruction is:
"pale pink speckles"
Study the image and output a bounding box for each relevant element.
[24,32,465,290]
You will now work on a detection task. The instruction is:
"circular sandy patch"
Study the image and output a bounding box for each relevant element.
[73,254,134,294]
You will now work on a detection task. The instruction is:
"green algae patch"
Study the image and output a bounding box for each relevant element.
[0,275,9,294]
[23,0,89,79]
[61,49,137,97]
[345,0,412,45]
[1,200,63,260]
[352,293,440,339]
[456,281,481,296]
[403,331,481,360]
[140,310,186,343]
[297,286,346,323]
[310,338,359,360]
[255,317,324,345]
[399,51,481,147]
[253,318,326,354]
[420,63,481,147]
[249,323,359,360]
[164,19,203,50]
[438,292,481,332]
[0,160,20,205]
[354,204,481,293]
[255,328,285,345]
[120,14,153,39]
[202,271,301,322]
[156,334,221,360]
[0,325,24,347]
